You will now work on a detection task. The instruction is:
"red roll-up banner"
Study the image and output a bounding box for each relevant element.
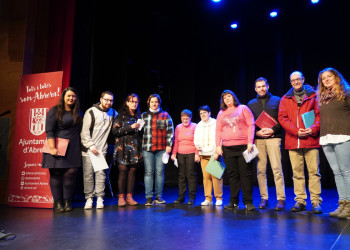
[8,71,63,208]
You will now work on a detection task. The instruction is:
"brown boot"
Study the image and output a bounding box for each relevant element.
[126,193,138,206]
[337,201,350,219]
[118,194,126,207]
[329,200,346,217]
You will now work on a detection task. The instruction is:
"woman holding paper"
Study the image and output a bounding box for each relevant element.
[113,93,143,206]
[194,105,223,206]
[171,109,199,205]
[42,87,83,213]
[215,90,256,211]
[141,94,174,206]
[317,68,350,218]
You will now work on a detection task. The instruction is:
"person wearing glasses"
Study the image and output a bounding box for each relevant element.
[81,91,117,209]
[194,105,223,206]
[171,109,199,205]
[317,68,350,218]
[278,71,322,214]
[113,93,143,206]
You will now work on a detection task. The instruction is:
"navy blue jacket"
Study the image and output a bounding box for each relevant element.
[247,93,282,139]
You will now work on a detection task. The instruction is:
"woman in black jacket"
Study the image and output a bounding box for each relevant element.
[113,93,143,206]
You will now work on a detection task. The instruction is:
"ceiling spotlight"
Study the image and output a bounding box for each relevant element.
[270,11,278,18]
[230,23,238,29]
[311,0,319,4]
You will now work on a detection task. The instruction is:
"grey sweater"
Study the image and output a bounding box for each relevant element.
[81,103,117,156]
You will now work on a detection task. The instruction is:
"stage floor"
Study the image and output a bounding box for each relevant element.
[1,185,350,249]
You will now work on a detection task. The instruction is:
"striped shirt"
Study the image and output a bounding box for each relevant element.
[141,109,174,151]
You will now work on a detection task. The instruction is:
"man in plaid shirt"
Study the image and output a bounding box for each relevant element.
[141,94,174,205]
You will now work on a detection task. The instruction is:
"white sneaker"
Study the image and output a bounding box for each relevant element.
[201,200,213,206]
[96,197,104,209]
[84,198,93,210]
[215,200,223,206]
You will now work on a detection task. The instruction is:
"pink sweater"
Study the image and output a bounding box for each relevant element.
[172,123,199,155]
[216,105,255,146]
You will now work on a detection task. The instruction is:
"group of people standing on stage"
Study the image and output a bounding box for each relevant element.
[41,67,350,220]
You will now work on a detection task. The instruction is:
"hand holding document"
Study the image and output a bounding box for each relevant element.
[301,110,315,129]
[162,152,169,164]
[88,149,109,172]
[255,111,278,129]
[42,138,69,156]
[137,119,145,131]
[242,144,259,163]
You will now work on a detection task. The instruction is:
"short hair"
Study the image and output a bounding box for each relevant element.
[290,71,304,80]
[101,91,114,98]
[220,90,240,110]
[255,77,269,87]
[181,109,192,118]
[147,94,162,108]
[198,105,211,113]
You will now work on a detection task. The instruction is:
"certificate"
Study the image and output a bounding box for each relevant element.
[88,149,109,172]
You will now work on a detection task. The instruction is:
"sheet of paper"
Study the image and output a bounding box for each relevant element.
[162,152,169,164]
[242,144,259,163]
[137,119,145,131]
[88,149,109,172]
[174,158,178,168]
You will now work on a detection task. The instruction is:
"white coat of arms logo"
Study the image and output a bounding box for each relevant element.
[29,108,48,136]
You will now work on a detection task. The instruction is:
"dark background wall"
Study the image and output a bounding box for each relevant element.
[70,0,349,189]
[2,0,349,202]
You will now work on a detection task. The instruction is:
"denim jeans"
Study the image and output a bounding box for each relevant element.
[323,140,350,201]
[143,150,165,199]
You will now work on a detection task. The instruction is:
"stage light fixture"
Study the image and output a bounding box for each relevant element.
[311,0,319,4]
[270,11,278,18]
[212,0,221,2]
[230,23,238,29]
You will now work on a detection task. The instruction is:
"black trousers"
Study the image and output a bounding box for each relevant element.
[222,145,253,205]
[177,153,197,199]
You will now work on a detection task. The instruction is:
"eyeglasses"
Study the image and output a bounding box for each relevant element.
[102,98,113,103]
[129,100,139,104]
[290,78,303,84]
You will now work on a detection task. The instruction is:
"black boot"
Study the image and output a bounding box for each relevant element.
[63,200,72,212]
[54,200,65,213]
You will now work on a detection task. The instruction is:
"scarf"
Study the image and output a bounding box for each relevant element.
[320,88,337,105]
[293,87,306,104]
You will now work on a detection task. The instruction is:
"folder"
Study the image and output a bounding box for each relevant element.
[255,111,278,129]
[301,110,315,129]
[42,138,69,156]
[205,156,226,179]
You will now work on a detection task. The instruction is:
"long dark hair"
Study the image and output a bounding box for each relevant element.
[56,87,82,124]
[220,90,240,110]
[121,93,141,117]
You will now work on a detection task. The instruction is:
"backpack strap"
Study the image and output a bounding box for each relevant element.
[89,109,95,137]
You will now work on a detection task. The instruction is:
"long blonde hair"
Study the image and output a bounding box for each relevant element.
[317,67,350,105]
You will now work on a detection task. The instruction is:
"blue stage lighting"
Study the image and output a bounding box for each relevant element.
[212,0,221,2]
[270,11,278,18]
[311,0,319,4]
[230,23,238,29]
